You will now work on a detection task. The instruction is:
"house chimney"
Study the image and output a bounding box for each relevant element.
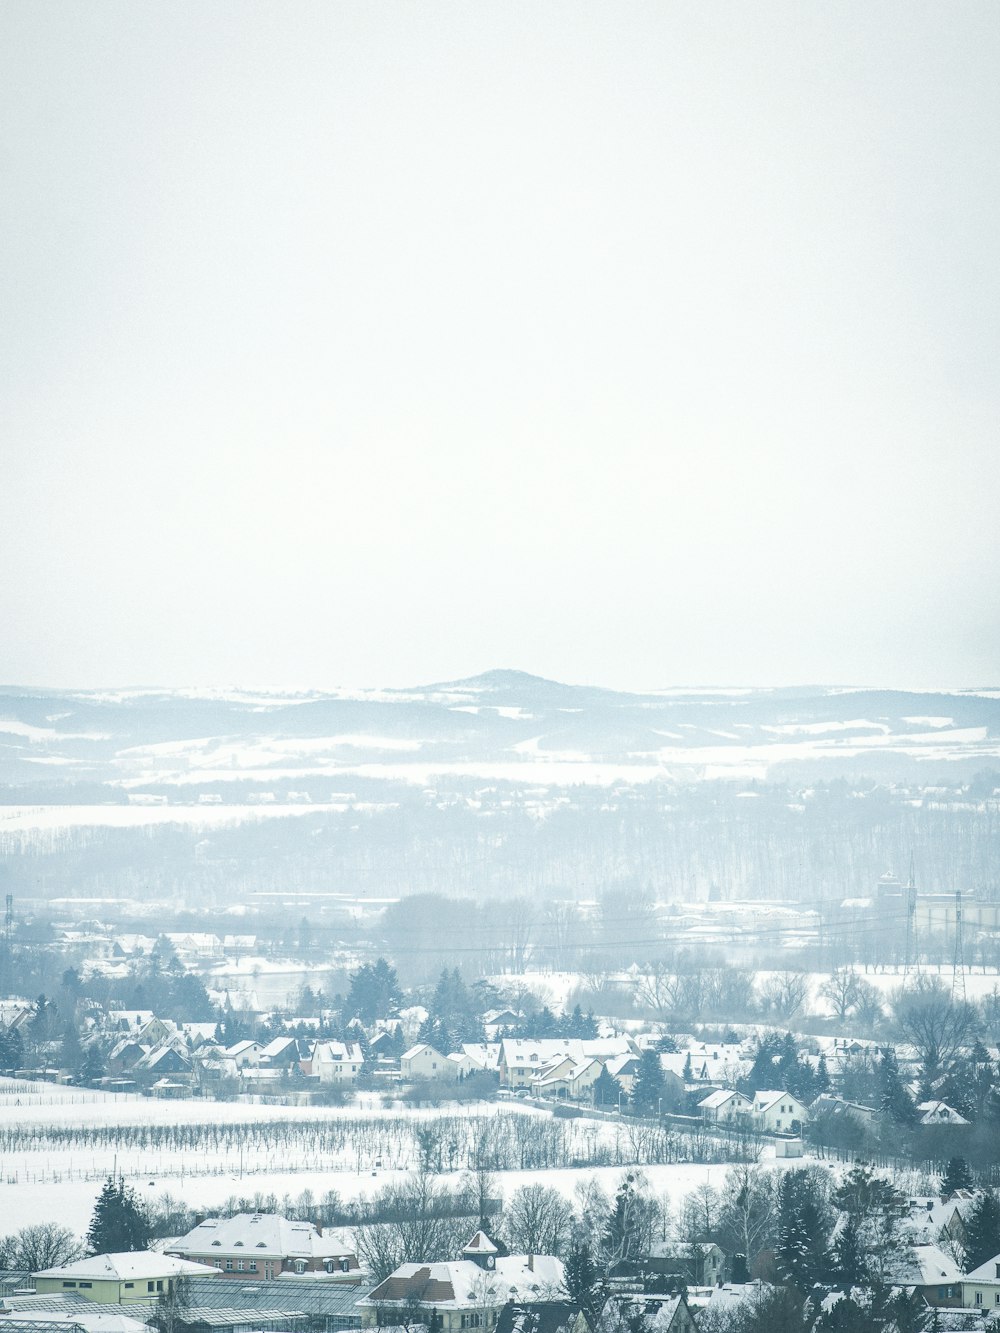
[528,1255,534,1272]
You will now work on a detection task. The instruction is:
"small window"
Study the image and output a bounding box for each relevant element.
[212,1240,222,1247]
[63,1282,77,1288]
[148,1282,155,1292]
[79,1283,92,1290]
[249,1261,257,1273]
[225,1261,234,1272]
[975,1293,983,1307]
[237,1260,245,1272]
[125,1284,134,1290]
[157,1281,164,1292]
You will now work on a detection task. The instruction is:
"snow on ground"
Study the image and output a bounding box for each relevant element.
[0,1077,814,1240]
[0,803,379,831]
[2,1160,753,1238]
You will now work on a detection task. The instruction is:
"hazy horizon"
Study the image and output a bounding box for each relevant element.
[3,3,999,690]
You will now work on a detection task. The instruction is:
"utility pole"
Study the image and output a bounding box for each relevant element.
[4,893,12,945]
[951,889,966,1002]
[903,857,916,977]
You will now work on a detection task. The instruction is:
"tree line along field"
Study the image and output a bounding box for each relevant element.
[0,1094,766,1188]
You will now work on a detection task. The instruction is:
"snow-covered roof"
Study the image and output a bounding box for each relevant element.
[917,1101,970,1125]
[360,1255,564,1310]
[313,1041,364,1064]
[753,1090,803,1112]
[402,1043,439,1061]
[892,1244,962,1286]
[35,1253,213,1282]
[963,1250,1000,1282]
[462,1232,499,1256]
[0,1311,151,1333]
[166,1213,354,1262]
[698,1089,746,1110]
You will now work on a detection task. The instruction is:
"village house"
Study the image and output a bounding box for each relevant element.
[357,1234,564,1332]
[917,1101,970,1127]
[314,1041,365,1085]
[893,1244,964,1308]
[598,1293,696,1333]
[165,1213,360,1281]
[810,1094,878,1129]
[225,1039,264,1070]
[401,1043,452,1081]
[961,1251,1000,1311]
[643,1242,726,1287]
[532,1056,604,1100]
[33,1254,212,1306]
[499,1038,636,1090]
[697,1089,753,1123]
[751,1090,808,1133]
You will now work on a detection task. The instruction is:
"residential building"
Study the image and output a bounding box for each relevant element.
[33,1254,212,1306]
[357,1234,564,1331]
[917,1101,970,1127]
[644,1243,725,1287]
[961,1251,1000,1311]
[893,1245,963,1308]
[751,1090,807,1133]
[314,1042,365,1085]
[165,1213,360,1281]
[697,1090,753,1123]
[499,1039,635,1090]
[401,1044,451,1081]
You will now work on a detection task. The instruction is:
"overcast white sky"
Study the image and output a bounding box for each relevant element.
[2,3,998,692]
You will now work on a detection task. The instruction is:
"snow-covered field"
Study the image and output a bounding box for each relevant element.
[0,1077,793,1239]
[3,1160,745,1238]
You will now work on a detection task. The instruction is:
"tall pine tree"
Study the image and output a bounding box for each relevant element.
[86,1177,152,1254]
[963,1190,1000,1272]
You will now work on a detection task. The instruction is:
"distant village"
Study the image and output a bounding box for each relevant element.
[1,869,1000,1333]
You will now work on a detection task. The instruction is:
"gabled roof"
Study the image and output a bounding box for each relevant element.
[402,1043,443,1062]
[965,1251,1000,1282]
[917,1100,970,1125]
[698,1089,747,1110]
[753,1090,803,1112]
[891,1243,962,1286]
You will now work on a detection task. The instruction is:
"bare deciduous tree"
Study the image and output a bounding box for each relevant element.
[892,975,978,1085]
[0,1222,82,1271]
[504,1184,575,1257]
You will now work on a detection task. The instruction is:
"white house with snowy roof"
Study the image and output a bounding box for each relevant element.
[752,1090,808,1133]
[961,1251,1000,1311]
[33,1253,213,1305]
[401,1043,452,1080]
[698,1089,753,1123]
[314,1040,365,1084]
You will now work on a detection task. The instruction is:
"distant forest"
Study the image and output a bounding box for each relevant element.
[2,770,998,907]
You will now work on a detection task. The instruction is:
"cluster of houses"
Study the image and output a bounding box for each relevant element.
[100,1014,367,1097]
[6,1195,1000,1333]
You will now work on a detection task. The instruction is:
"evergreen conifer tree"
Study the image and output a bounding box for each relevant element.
[85,1176,151,1255]
[963,1190,1000,1271]
[630,1049,665,1116]
[940,1156,974,1197]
